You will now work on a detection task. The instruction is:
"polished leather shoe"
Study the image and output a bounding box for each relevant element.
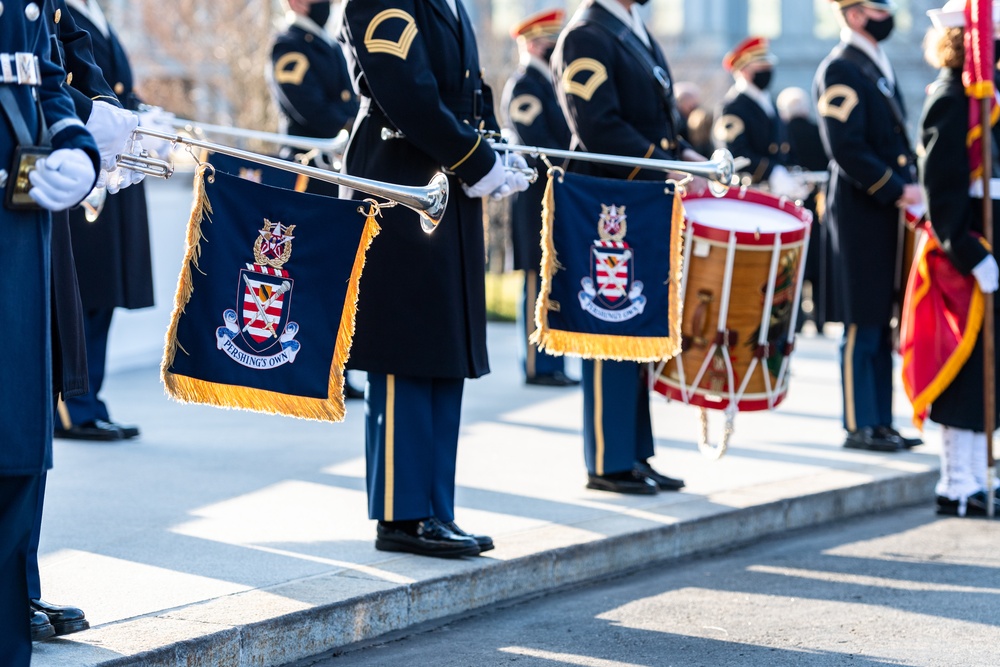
[31,599,89,636]
[443,521,494,553]
[525,371,580,387]
[110,421,140,439]
[375,517,481,558]
[344,383,365,400]
[843,426,904,452]
[586,470,657,495]
[936,491,1000,517]
[54,419,124,441]
[634,460,685,491]
[30,610,55,642]
[875,425,922,449]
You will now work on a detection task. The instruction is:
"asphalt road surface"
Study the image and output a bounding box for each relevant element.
[291,505,1000,667]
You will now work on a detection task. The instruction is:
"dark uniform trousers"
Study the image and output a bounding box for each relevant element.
[840,324,894,431]
[0,476,39,665]
[519,271,563,379]
[61,308,114,425]
[553,1,687,479]
[582,360,655,476]
[365,374,464,522]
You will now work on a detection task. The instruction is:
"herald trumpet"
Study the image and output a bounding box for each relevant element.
[491,140,737,198]
[130,127,448,232]
[116,149,174,178]
[168,117,348,156]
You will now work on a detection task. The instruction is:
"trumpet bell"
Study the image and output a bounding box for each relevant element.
[83,186,107,222]
[707,149,736,198]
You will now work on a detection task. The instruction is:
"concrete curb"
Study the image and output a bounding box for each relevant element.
[35,469,937,667]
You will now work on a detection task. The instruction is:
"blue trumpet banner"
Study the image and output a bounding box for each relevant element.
[533,171,684,362]
[162,168,379,422]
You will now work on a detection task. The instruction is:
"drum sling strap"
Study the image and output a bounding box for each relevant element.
[581,7,683,145]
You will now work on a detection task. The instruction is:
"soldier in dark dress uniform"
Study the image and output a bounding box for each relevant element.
[501,8,577,388]
[56,0,154,442]
[29,0,140,641]
[918,5,1000,516]
[714,36,804,199]
[813,0,923,452]
[271,0,358,183]
[552,0,694,495]
[340,0,528,557]
[270,0,365,397]
[0,2,100,662]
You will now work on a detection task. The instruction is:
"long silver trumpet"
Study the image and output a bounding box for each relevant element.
[492,141,736,198]
[131,127,447,232]
[168,118,349,156]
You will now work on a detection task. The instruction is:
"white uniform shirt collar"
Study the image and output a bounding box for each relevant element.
[288,12,333,46]
[592,0,651,48]
[735,77,775,117]
[66,0,110,38]
[841,27,895,86]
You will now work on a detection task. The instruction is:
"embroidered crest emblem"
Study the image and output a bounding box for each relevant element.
[579,204,646,321]
[216,219,301,368]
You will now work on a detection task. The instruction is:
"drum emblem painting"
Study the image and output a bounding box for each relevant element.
[747,248,801,379]
[580,203,647,322]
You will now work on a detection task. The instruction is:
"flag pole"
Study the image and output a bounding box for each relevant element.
[982,93,996,518]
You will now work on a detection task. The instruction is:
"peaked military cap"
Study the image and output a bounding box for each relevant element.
[511,8,564,41]
[723,36,778,72]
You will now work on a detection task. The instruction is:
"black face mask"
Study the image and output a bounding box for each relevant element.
[751,69,773,91]
[307,1,331,28]
[864,15,894,42]
[634,0,651,5]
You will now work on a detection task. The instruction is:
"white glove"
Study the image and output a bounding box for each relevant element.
[28,149,96,211]
[137,107,175,157]
[972,254,999,294]
[768,165,810,201]
[101,134,147,193]
[489,152,531,201]
[86,101,138,171]
[461,153,507,199]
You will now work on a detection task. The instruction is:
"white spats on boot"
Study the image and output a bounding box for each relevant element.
[936,425,981,515]
[969,431,1000,493]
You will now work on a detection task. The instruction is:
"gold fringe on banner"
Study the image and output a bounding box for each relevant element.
[531,172,685,363]
[160,166,381,422]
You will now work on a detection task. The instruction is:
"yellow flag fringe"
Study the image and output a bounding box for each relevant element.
[160,166,381,422]
[531,173,686,362]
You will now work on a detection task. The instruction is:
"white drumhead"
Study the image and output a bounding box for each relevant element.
[684,198,804,233]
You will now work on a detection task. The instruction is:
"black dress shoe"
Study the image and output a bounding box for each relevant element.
[344,383,365,400]
[525,371,580,387]
[586,470,658,495]
[375,517,481,558]
[936,491,1000,517]
[634,460,685,491]
[875,425,922,449]
[443,521,494,553]
[31,599,89,636]
[30,610,55,642]
[54,419,124,441]
[108,421,140,439]
[843,426,904,452]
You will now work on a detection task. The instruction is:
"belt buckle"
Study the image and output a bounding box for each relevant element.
[15,53,39,86]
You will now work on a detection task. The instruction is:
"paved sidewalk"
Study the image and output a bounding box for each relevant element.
[32,322,939,667]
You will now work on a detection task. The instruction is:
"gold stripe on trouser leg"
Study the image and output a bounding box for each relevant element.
[525,270,538,378]
[844,324,857,432]
[384,375,396,522]
[594,360,605,476]
[56,396,72,430]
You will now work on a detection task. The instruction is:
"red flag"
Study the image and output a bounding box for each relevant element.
[965,0,998,181]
